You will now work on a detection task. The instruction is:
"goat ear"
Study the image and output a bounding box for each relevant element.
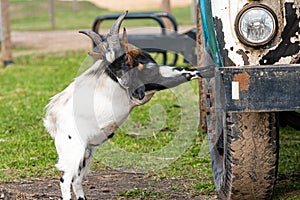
[79,30,102,46]
[88,51,104,60]
[80,30,107,56]
[121,27,134,67]
[121,27,128,48]
[120,28,144,69]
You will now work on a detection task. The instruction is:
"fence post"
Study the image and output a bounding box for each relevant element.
[73,0,79,11]
[161,0,172,30]
[1,0,13,66]
[196,1,207,133]
[49,0,55,29]
[191,0,197,23]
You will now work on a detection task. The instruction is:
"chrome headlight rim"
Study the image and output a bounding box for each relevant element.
[235,3,278,47]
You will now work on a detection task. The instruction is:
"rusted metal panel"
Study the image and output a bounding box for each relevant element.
[220,65,300,112]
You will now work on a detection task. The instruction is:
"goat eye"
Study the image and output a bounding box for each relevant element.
[137,63,144,71]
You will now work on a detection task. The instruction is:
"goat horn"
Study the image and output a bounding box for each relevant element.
[79,30,102,45]
[107,11,128,50]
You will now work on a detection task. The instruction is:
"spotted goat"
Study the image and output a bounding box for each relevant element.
[44,11,212,200]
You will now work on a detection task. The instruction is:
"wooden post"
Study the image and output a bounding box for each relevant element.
[162,0,171,13]
[196,2,207,134]
[161,0,172,30]
[1,0,13,66]
[191,0,197,23]
[73,0,79,11]
[49,0,55,29]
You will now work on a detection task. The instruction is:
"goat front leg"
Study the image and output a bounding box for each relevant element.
[159,64,215,80]
[146,64,215,91]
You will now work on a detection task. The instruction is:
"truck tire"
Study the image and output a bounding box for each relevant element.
[207,80,279,200]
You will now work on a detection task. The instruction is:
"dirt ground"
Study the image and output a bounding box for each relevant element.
[0,169,218,200]
[11,30,92,56]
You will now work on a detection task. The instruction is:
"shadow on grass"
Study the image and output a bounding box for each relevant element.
[273,127,300,199]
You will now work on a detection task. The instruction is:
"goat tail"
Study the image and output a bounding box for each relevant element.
[43,115,57,138]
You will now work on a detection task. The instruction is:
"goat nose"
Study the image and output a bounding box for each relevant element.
[133,87,145,100]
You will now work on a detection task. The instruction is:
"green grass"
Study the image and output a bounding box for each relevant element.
[0,51,299,199]
[10,0,107,30]
[0,51,86,180]
[9,0,194,31]
[119,188,164,199]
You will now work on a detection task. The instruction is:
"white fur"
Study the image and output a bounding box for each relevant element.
[44,60,144,199]
[105,51,115,63]
[159,66,179,78]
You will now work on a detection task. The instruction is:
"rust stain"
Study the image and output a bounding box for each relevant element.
[236,49,250,65]
[233,71,250,91]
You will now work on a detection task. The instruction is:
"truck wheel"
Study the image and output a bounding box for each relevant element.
[207,81,279,199]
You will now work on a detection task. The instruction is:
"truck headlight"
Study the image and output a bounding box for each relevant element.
[235,4,277,47]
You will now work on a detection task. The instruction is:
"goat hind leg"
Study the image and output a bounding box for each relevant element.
[58,153,85,200]
[72,147,95,200]
[59,171,73,200]
[72,175,85,200]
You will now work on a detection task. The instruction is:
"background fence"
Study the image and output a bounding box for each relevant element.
[8,0,194,31]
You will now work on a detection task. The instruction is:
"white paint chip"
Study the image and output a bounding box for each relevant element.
[232,81,240,100]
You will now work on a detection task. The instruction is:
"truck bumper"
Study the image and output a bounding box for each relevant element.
[217,64,300,112]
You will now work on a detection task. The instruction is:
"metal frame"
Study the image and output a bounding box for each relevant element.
[219,64,300,112]
[91,12,197,65]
